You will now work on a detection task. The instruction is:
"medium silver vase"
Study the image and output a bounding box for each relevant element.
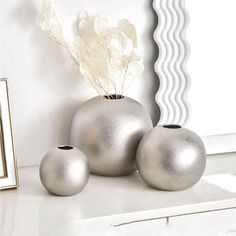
[136,125,206,191]
[70,95,153,176]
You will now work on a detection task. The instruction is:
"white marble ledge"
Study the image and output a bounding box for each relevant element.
[1,153,236,231]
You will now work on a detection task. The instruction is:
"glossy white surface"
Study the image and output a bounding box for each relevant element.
[110,208,236,236]
[1,153,236,236]
[165,208,236,236]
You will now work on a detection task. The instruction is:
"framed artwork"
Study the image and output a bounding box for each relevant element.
[0,79,18,190]
[153,0,236,154]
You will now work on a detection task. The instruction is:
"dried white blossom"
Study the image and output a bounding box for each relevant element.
[39,0,144,96]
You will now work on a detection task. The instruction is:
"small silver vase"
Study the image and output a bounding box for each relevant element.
[70,95,153,176]
[136,125,206,191]
[40,145,89,196]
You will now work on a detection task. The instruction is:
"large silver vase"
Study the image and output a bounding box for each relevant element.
[70,95,153,176]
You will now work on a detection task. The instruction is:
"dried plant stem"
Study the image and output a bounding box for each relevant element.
[50,37,80,68]
[120,67,128,96]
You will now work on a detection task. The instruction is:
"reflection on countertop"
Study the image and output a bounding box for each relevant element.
[1,152,236,236]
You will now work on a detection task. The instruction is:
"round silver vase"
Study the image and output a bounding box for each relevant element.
[136,125,206,191]
[70,95,153,176]
[40,145,89,196]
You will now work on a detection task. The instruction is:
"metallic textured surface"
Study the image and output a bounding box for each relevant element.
[39,146,89,196]
[70,96,153,176]
[136,125,206,191]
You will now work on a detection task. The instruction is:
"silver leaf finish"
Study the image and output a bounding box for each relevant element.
[40,146,89,196]
[137,125,206,190]
[70,96,153,176]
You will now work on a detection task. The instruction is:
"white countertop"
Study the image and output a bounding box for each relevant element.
[1,153,236,235]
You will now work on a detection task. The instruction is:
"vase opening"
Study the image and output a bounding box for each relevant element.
[104,94,124,100]
[163,124,181,129]
[58,146,74,150]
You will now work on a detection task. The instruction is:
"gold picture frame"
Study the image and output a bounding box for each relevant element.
[0,79,18,190]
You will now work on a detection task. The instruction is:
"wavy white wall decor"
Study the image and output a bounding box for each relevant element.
[153,0,190,126]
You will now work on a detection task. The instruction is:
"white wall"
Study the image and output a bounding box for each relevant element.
[186,0,236,136]
[0,0,159,167]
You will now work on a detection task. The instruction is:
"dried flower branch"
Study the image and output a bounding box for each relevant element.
[39,0,144,96]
